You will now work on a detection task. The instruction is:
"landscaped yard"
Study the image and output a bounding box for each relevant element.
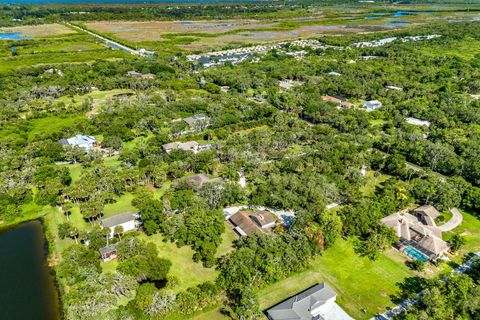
[102,193,138,218]
[258,238,415,320]
[138,233,218,293]
[360,171,391,197]
[445,209,480,254]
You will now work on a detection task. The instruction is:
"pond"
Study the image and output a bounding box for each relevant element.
[0,220,61,320]
[0,32,30,40]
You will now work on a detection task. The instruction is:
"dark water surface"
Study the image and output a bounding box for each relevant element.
[0,220,61,320]
[0,0,256,3]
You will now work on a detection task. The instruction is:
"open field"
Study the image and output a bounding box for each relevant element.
[84,19,277,42]
[258,238,415,320]
[138,233,218,293]
[81,6,480,51]
[0,23,76,38]
[445,209,480,254]
[0,49,129,73]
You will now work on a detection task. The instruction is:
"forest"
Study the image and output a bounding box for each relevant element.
[1,2,480,319]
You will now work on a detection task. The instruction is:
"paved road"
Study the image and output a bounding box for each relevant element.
[65,22,140,55]
[439,208,463,232]
[372,251,480,319]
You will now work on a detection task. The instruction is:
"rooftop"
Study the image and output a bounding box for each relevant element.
[267,283,352,320]
[229,210,276,236]
[381,206,448,256]
[101,212,135,228]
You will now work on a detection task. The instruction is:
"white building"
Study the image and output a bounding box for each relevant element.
[101,212,137,238]
[405,117,431,127]
[363,100,383,111]
[59,134,96,151]
[266,283,353,320]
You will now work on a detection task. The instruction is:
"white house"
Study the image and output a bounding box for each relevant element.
[405,117,431,127]
[363,100,383,111]
[266,283,353,320]
[59,134,96,151]
[101,212,136,238]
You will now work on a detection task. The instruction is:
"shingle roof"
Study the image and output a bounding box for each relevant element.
[99,244,117,256]
[414,205,440,219]
[186,174,222,189]
[183,114,206,127]
[267,283,336,320]
[101,212,135,228]
[381,207,449,256]
[162,141,199,152]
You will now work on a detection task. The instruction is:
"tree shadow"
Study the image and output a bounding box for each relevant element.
[390,276,429,304]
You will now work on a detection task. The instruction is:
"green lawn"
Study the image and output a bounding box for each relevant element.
[258,238,415,319]
[0,49,130,73]
[67,163,83,184]
[360,171,391,197]
[138,233,218,293]
[216,222,237,258]
[28,115,85,139]
[445,209,480,254]
[192,307,226,320]
[103,193,137,218]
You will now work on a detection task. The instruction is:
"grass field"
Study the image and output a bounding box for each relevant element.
[258,238,415,319]
[360,171,391,197]
[103,193,138,218]
[0,24,76,38]
[0,49,130,73]
[445,209,480,254]
[138,233,218,293]
[80,6,480,51]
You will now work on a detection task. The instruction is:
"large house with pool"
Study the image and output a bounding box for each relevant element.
[381,205,449,261]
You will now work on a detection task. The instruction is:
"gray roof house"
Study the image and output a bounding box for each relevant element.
[183,114,209,131]
[184,174,222,190]
[381,205,449,259]
[363,100,383,111]
[266,283,353,320]
[162,141,199,153]
[101,212,136,228]
[99,244,117,262]
[59,134,96,151]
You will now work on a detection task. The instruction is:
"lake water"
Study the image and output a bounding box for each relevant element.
[0,220,61,320]
[0,0,252,3]
[0,32,30,40]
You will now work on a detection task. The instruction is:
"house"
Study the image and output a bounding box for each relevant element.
[266,283,353,320]
[385,85,403,91]
[197,144,214,152]
[327,71,342,76]
[162,141,199,153]
[381,205,449,260]
[321,95,355,108]
[279,79,304,90]
[101,212,137,238]
[59,134,96,151]
[99,244,117,262]
[126,70,155,79]
[405,117,431,127]
[229,210,276,236]
[185,174,222,190]
[183,114,210,131]
[363,100,383,111]
[138,48,155,57]
[321,95,342,105]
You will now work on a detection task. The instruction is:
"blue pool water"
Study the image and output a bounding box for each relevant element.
[0,32,30,40]
[404,246,429,262]
[389,21,412,25]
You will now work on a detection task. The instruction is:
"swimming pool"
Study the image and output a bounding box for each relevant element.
[404,246,429,262]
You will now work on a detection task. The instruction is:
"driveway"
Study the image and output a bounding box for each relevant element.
[439,208,463,232]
